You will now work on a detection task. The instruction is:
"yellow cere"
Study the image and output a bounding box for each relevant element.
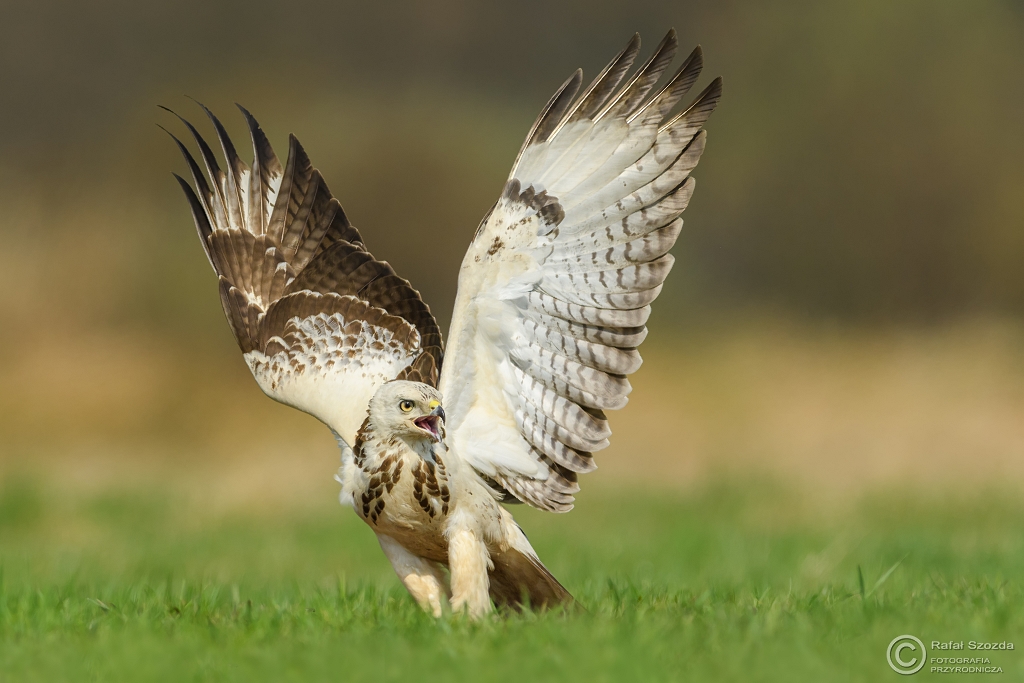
[428,400,440,411]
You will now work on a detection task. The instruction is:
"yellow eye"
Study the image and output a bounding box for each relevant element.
[399,400,415,413]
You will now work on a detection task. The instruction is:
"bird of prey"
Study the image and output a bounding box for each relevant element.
[165,30,720,618]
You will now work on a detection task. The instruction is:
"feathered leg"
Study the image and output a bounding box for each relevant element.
[447,525,493,618]
[377,533,449,617]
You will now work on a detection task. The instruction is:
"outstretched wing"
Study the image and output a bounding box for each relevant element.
[166,104,443,446]
[440,31,721,511]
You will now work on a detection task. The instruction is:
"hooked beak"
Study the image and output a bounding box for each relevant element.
[412,404,445,442]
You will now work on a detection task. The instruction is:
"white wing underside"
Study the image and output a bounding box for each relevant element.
[246,307,422,446]
[440,31,721,511]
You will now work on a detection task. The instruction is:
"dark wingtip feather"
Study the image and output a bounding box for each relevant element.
[160,123,221,234]
[235,103,263,144]
[160,103,225,184]
[508,68,583,178]
[535,68,583,143]
[691,44,704,66]
[234,102,255,120]
[235,103,281,168]
[597,29,679,122]
[189,97,244,172]
[158,124,210,189]
[558,32,643,131]
[172,172,216,271]
[628,43,705,124]
[188,98,248,229]
[660,75,723,133]
[694,76,723,111]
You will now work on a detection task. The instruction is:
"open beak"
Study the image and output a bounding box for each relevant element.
[413,405,445,442]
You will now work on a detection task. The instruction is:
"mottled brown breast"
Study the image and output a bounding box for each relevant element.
[353,417,403,525]
[411,454,450,519]
[353,417,450,528]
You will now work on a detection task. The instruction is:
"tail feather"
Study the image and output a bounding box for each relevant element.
[488,546,573,610]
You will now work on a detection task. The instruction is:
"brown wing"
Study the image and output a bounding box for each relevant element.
[166,103,443,444]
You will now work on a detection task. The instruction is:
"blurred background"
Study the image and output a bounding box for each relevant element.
[1,0,1023,518]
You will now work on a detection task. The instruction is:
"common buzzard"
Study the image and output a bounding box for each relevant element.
[166,30,721,617]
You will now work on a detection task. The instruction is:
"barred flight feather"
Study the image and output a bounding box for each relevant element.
[542,254,674,297]
[514,398,609,453]
[521,311,649,348]
[440,30,720,511]
[513,356,629,412]
[525,290,653,327]
[519,320,642,375]
[559,134,704,232]
[546,218,683,268]
[511,344,632,401]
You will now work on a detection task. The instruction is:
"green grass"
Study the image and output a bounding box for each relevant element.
[0,479,1022,682]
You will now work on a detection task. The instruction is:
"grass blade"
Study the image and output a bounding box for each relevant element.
[866,555,907,598]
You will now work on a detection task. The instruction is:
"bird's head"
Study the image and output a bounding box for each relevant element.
[368,380,446,444]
